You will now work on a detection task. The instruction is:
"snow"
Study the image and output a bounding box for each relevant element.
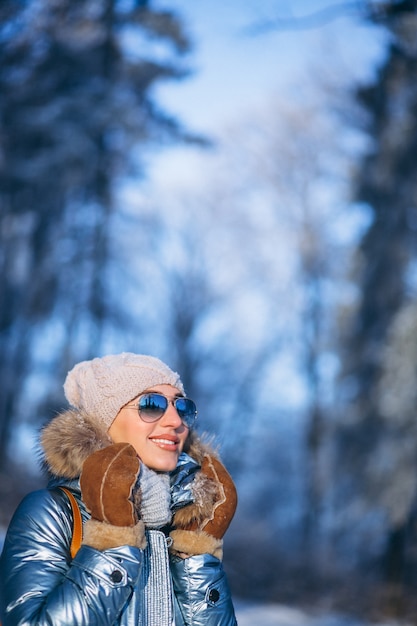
[234,600,410,626]
[235,602,314,626]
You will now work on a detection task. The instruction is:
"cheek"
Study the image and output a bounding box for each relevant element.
[109,414,150,447]
[127,424,152,450]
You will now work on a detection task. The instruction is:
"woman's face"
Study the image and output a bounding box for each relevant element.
[108,384,189,472]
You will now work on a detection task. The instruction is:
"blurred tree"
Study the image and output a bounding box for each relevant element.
[232,96,354,567]
[336,0,417,606]
[114,193,217,401]
[158,89,356,574]
[0,0,196,484]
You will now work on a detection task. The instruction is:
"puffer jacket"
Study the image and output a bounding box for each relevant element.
[0,408,237,626]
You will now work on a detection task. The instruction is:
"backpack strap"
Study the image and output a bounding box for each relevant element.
[59,487,83,558]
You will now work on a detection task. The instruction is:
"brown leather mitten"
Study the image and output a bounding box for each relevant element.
[169,454,237,560]
[80,442,146,550]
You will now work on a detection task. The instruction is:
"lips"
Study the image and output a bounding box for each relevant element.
[149,434,180,448]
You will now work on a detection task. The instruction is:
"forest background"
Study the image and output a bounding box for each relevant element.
[1,0,417,622]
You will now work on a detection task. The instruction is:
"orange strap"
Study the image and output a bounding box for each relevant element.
[59,487,83,558]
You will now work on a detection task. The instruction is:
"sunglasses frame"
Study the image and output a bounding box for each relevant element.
[126,392,197,429]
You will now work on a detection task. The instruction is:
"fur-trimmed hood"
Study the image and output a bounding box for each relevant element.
[40,408,214,479]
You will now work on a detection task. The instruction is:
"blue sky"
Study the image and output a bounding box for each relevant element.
[153,1,386,129]
[148,0,387,188]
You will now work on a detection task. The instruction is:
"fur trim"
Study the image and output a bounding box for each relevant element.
[172,470,220,527]
[82,519,146,550]
[40,407,215,480]
[170,529,223,560]
[41,409,111,478]
[184,431,219,464]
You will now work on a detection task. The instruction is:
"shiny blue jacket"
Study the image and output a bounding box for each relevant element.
[0,409,237,626]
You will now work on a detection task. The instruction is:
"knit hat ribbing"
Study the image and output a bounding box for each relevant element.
[64,352,184,430]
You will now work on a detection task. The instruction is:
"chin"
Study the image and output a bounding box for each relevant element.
[153,458,179,473]
[142,454,176,473]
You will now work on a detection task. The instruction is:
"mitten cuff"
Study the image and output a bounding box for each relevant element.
[170,529,223,560]
[82,519,146,551]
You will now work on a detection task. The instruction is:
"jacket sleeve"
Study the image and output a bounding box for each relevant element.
[170,553,237,626]
[0,488,142,626]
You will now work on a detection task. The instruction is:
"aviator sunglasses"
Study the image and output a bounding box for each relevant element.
[126,392,197,429]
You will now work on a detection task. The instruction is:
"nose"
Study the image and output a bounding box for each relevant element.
[160,400,183,428]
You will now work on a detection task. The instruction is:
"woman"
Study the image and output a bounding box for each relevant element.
[0,352,238,625]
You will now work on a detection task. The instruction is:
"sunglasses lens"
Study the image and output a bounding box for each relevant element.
[137,393,197,427]
[174,398,197,427]
[138,393,167,421]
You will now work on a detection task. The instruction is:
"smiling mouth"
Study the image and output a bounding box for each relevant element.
[150,437,179,447]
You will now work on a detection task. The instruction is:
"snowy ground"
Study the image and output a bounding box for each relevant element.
[234,600,411,626]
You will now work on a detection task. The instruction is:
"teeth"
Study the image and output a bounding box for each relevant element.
[153,438,176,445]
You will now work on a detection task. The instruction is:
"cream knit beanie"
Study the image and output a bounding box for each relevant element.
[64,352,184,430]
